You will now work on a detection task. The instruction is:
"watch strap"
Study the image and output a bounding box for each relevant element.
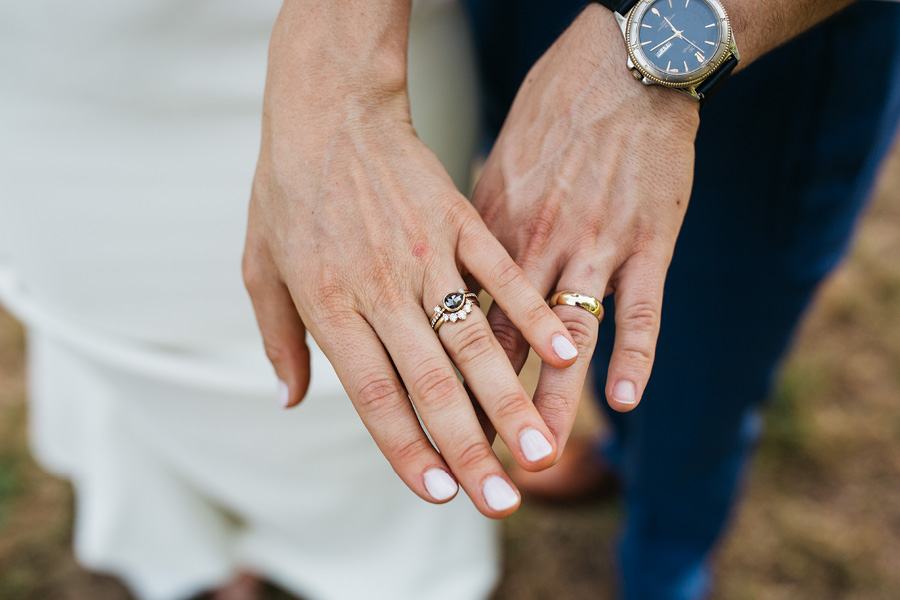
[591,0,639,16]
[694,53,738,101]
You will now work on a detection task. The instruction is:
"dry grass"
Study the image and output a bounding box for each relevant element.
[1,146,899,599]
[709,146,900,600]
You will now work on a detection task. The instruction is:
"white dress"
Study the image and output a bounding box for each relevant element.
[0,2,496,599]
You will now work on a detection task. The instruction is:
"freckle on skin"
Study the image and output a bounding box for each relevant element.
[412,241,429,259]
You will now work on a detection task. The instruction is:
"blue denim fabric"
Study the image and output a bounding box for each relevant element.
[464,2,900,598]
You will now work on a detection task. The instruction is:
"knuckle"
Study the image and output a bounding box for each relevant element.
[493,391,532,420]
[309,280,358,327]
[535,390,575,425]
[490,256,525,291]
[620,301,660,335]
[523,298,552,327]
[312,278,347,306]
[389,436,434,465]
[522,201,560,256]
[317,303,358,329]
[557,310,597,350]
[362,258,403,302]
[447,199,479,233]
[449,321,495,365]
[618,344,655,369]
[587,216,606,243]
[454,440,495,471]
[631,229,660,255]
[567,248,613,282]
[411,363,460,409]
[369,258,397,288]
[355,375,403,413]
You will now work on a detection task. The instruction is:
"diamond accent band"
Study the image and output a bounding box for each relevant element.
[429,289,479,331]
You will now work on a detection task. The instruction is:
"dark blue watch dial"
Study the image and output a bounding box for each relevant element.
[637,0,722,76]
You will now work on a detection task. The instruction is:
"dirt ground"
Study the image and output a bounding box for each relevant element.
[1,146,898,599]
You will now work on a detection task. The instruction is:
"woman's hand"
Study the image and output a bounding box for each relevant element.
[473,5,700,452]
[243,2,578,518]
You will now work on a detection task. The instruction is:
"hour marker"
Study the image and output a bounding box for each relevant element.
[651,7,660,16]
[695,51,705,63]
[683,60,689,72]
[705,40,716,46]
[667,0,672,8]
[685,0,690,6]
[705,23,717,28]
[641,40,652,46]
[642,23,653,28]
[666,60,672,72]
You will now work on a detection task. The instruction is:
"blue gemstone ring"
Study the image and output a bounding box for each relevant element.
[429,289,480,332]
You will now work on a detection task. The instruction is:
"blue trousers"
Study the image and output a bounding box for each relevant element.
[465,3,900,598]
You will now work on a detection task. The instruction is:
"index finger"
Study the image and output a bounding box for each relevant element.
[459,218,580,370]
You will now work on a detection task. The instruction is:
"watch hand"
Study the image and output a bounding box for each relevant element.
[662,16,679,33]
[650,31,681,52]
[678,33,706,54]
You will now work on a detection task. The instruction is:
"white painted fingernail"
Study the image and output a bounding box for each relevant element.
[613,380,637,405]
[552,334,578,360]
[423,468,458,501]
[483,476,520,511]
[519,428,553,462]
[278,380,290,407]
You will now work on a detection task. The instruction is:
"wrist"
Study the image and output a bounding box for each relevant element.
[570,4,700,135]
[267,2,410,115]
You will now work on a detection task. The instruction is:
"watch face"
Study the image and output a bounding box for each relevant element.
[626,0,731,87]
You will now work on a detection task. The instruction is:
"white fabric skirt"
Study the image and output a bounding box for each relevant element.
[0,1,495,599]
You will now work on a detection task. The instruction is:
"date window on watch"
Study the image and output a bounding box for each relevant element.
[655,41,672,58]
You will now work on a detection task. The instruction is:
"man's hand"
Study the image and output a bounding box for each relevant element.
[473,5,699,452]
[243,1,579,517]
[475,0,855,453]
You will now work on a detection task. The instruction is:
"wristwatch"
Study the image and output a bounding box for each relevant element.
[593,0,740,101]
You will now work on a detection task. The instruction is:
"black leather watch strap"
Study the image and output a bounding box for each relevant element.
[591,0,639,15]
[694,54,738,101]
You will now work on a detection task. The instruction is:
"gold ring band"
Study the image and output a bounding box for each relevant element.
[549,291,604,321]
[430,289,479,332]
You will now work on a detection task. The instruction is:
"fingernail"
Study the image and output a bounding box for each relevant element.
[483,476,520,511]
[519,428,553,462]
[277,380,290,407]
[423,468,458,501]
[612,380,637,405]
[551,334,578,360]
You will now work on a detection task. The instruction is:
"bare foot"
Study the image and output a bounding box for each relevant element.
[509,435,620,504]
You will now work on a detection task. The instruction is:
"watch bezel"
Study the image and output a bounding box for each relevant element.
[625,0,733,89]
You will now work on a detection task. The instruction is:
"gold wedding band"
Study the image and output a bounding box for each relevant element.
[549,291,604,321]
[430,289,480,332]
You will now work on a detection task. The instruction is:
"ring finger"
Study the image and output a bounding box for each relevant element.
[426,271,559,473]
[531,253,612,451]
